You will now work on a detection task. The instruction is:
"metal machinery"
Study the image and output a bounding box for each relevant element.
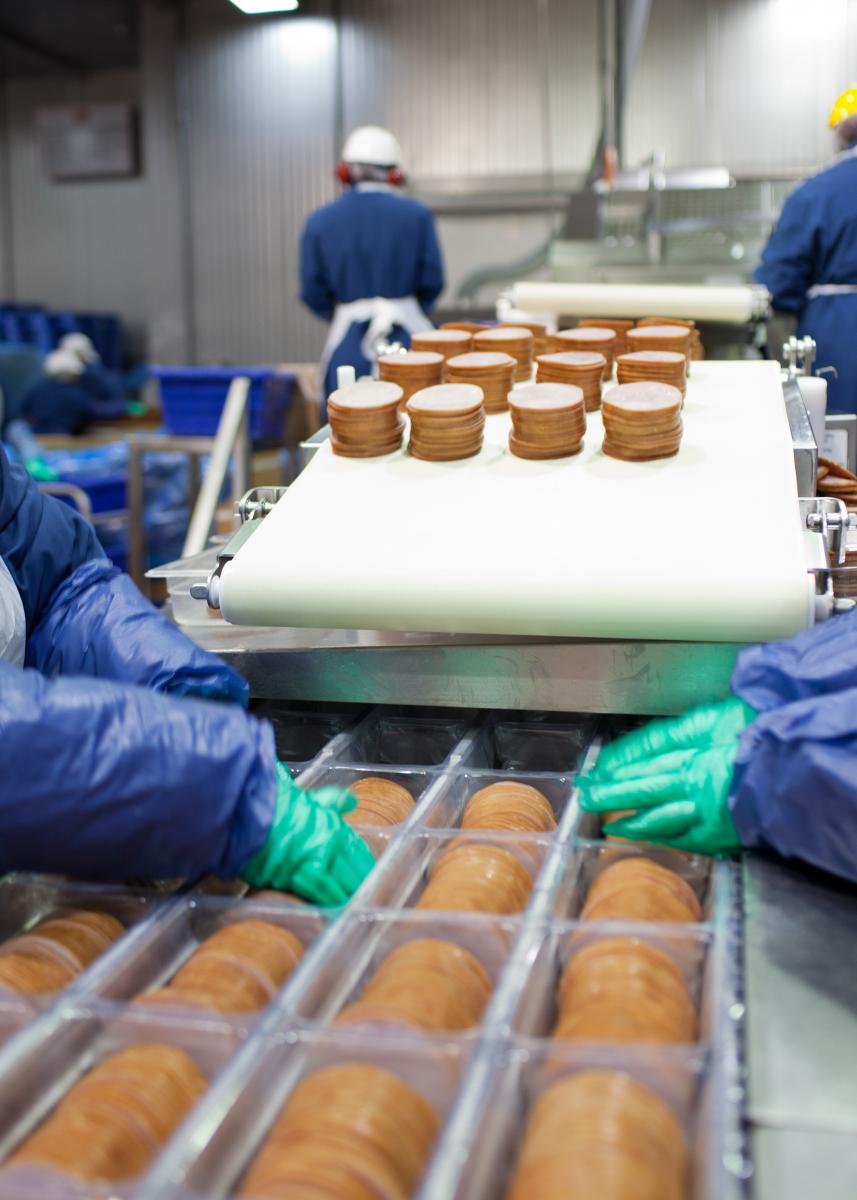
[135,309,857,1196]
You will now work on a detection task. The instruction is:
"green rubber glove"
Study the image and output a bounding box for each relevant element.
[127,400,147,417]
[591,697,757,780]
[579,697,758,855]
[242,764,375,905]
[24,456,59,483]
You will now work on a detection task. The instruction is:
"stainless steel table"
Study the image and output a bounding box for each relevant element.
[743,855,857,1196]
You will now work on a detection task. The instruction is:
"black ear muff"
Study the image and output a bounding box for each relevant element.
[336,162,352,185]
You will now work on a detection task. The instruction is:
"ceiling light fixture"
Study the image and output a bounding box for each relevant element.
[229,0,299,13]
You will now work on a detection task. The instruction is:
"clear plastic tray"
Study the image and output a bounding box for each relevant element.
[474,711,600,772]
[286,909,523,1036]
[248,700,363,772]
[139,1028,471,1200]
[425,1037,706,1200]
[0,1010,241,1199]
[64,897,332,1025]
[415,768,574,831]
[288,762,445,832]
[330,709,479,768]
[0,704,745,1199]
[358,829,554,913]
[548,839,716,923]
[502,919,714,1043]
[0,878,170,1015]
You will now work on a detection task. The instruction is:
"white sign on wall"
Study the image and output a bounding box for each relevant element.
[37,103,138,181]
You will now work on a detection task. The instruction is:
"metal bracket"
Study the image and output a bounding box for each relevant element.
[801,495,849,564]
[234,486,287,525]
[782,335,817,378]
[190,487,286,609]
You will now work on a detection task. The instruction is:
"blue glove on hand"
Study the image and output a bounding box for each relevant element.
[579,697,757,855]
[242,764,375,905]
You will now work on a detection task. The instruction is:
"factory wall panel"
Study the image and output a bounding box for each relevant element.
[626,0,857,174]
[340,0,599,179]
[1,3,185,360]
[5,69,150,354]
[183,0,337,364]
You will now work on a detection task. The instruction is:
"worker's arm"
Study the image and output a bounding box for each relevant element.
[0,447,247,705]
[81,365,132,423]
[27,559,249,706]
[731,607,857,712]
[299,217,336,321]
[416,209,445,311]
[0,661,272,881]
[0,662,373,901]
[580,686,857,885]
[754,184,817,311]
[730,686,857,883]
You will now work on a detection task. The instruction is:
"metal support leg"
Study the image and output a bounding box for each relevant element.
[182,376,251,559]
[128,439,146,588]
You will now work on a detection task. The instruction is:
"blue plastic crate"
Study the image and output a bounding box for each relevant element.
[153,367,295,444]
[56,472,127,515]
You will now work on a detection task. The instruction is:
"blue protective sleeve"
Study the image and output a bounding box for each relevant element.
[732,607,857,713]
[729,686,857,884]
[0,445,102,635]
[26,558,249,706]
[300,217,336,321]
[0,660,276,881]
[754,184,816,312]
[416,209,445,311]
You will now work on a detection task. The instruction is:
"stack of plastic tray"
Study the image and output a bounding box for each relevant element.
[0,705,747,1199]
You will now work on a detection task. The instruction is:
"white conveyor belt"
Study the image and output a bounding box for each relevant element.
[220,362,814,643]
[513,281,765,323]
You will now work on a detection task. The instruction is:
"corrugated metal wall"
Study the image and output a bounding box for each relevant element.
[1,0,856,363]
[340,0,599,179]
[183,0,337,363]
[626,0,857,171]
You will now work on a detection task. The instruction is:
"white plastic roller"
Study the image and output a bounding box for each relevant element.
[512,281,769,324]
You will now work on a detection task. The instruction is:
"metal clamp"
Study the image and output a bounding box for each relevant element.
[801,496,849,564]
[235,486,287,524]
[782,335,817,378]
[190,487,286,609]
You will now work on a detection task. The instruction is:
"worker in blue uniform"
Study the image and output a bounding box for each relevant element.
[755,86,857,413]
[300,126,445,404]
[580,608,857,885]
[21,349,128,436]
[0,445,373,902]
[59,332,128,413]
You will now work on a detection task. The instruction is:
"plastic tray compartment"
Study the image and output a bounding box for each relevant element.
[360,829,554,913]
[248,701,362,772]
[470,712,600,772]
[142,1028,470,1200]
[503,919,715,1045]
[0,1009,241,1200]
[290,762,444,829]
[437,1037,706,1200]
[71,897,332,1023]
[0,877,168,1014]
[548,840,717,923]
[415,768,574,832]
[287,908,522,1035]
[331,709,478,768]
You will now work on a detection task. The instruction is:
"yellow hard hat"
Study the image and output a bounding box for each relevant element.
[829,87,857,128]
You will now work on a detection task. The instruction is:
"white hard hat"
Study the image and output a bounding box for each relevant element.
[59,332,99,364]
[45,349,85,378]
[341,126,403,168]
